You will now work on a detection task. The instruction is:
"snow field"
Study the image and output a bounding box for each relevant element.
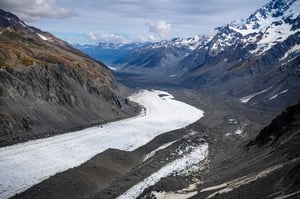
[0,89,204,199]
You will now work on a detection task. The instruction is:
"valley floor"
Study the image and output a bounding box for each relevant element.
[2,83,298,199]
[0,89,203,199]
[8,87,284,199]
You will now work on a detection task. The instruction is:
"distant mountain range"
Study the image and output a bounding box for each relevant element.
[75,35,210,76]
[75,0,300,109]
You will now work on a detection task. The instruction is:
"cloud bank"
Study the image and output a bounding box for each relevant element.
[145,20,172,39]
[0,0,269,43]
[87,32,127,43]
[0,0,77,21]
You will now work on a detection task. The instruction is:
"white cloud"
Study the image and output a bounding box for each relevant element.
[145,20,172,39]
[135,34,161,42]
[87,32,97,42]
[11,0,269,44]
[0,0,77,21]
[86,32,163,44]
[86,32,127,43]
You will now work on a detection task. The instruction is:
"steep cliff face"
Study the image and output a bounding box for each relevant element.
[0,9,139,146]
[252,100,300,148]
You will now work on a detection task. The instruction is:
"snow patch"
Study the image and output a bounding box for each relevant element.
[107,65,117,71]
[204,159,300,198]
[200,183,227,192]
[152,181,201,199]
[284,0,300,20]
[226,125,246,136]
[279,44,300,61]
[37,33,48,41]
[269,89,288,100]
[0,90,204,199]
[205,163,286,198]
[152,191,198,199]
[228,118,238,124]
[274,191,300,199]
[235,127,243,135]
[19,21,27,28]
[240,87,272,103]
[143,140,177,162]
[253,23,297,55]
[116,143,209,199]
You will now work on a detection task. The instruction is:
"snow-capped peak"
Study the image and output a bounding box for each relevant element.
[147,35,210,51]
[227,0,298,35]
[210,0,300,56]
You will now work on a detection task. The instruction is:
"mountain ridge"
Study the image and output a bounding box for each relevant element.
[76,0,299,81]
[75,35,210,76]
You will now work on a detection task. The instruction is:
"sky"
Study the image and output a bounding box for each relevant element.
[0,0,269,44]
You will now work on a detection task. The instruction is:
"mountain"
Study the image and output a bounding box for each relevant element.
[114,36,210,76]
[191,100,300,199]
[182,0,300,74]
[75,0,299,110]
[0,9,138,147]
[181,0,300,109]
[75,35,210,77]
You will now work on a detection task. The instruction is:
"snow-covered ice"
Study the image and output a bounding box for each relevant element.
[0,90,204,199]
[116,143,208,199]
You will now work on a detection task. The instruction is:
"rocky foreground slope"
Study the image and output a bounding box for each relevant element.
[0,9,139,147]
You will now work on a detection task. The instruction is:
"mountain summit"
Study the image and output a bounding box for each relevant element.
[176,0,300,110]
[0,9,138,146]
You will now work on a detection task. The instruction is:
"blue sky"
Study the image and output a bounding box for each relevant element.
[0,0,269,44]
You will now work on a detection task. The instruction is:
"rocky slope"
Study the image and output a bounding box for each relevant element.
[193,100,300,199]
[0,9,139,147]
